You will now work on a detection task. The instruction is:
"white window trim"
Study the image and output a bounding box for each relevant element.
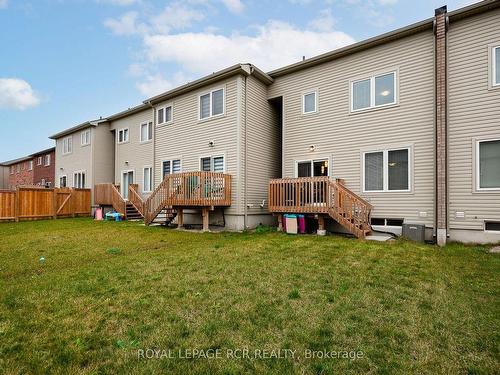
[142,166,153,193]
[73,170,86,189]
[62,136,73,155]
[302,90,318,115]
[81,129,91,146]
[350,70,398,113]
[59,175,67,188]
[362,147,411,193]
[199,154,226,173]
[198,87,225,121]
[139,122,153,143]
[44,154,51,167]
[117,128,129,144]
[475,138,500,191]
[157,104,173,126]
[294,157,331,178]
[28,160,33,171]
[37,156,42,166]
[484,221,500,233]
[493,46,499,87]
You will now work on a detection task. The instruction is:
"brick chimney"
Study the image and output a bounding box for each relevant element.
[434,5,448,246]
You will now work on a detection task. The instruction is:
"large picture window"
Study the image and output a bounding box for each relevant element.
[477,139,500,190]
[352,71,396,112]
[364,148,410,192]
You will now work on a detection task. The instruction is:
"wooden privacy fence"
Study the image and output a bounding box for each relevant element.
[0,187,91,221]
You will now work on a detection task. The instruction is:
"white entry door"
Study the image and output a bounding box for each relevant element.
[121,171,134,200]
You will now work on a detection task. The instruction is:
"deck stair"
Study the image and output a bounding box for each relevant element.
[268,177,372,239]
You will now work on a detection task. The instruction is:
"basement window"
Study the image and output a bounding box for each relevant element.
[485,221,500,232]
[371,218,404,227]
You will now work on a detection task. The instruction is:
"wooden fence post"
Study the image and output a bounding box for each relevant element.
[14,187,19,222]
[71,188,76,218]
[53,188,58,219]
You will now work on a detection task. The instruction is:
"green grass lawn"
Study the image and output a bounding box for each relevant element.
[0,218,499,374]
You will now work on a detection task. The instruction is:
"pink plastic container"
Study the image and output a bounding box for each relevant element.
[298,215,306,234]
[95,207,103,221]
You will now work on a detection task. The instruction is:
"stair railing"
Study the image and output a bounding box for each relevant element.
[128,184,145,217]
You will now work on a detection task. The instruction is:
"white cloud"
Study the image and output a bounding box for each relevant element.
[135,71,191,97]
[308,8,335,32]
[378,0,398,4]
[221,0,244,13]
[143,20,355,74]
[151,3,205,34]
[103,11,147,35]
[0,78,40,110]
[0,0,7,9]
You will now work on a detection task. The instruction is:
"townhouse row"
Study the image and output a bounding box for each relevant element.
[0,148,55,190]
[47,1,499,244]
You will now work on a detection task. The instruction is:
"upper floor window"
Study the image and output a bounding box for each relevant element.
[201,155,224,173]
[140,122,153,142]
[16,164,20,173]
[199,88,224,120]
[157,105,172,125]
[118,128,129,144]
[28,161,33,171]
[364,148,410,192]
[162,159,181,178]
[81,129,91,146]
[62,136,72,155]
[352,71,396,112]
[493,46,500,87]
[37,156,42,165]
[303,91,317,114]
[44,154,51,166]
[10,166,14,174]
[477,139,500,190]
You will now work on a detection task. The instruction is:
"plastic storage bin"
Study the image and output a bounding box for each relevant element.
[284,214,298,234]
[297,214,306,234]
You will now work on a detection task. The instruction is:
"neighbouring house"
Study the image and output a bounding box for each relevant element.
[48,0,499,243]
[49,120,114,194]
[4,156,34,189]
[32,147,56,187]
[0,165,10,189]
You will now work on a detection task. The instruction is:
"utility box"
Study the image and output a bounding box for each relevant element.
[402,223,425,243]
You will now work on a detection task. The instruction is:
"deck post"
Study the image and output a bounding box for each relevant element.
[317,215,326,236]
[177,208,184,228]
[202,207,209,232]
[277,214,283,232]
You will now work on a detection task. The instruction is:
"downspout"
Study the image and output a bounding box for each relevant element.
[244,74,248,230]
[146,100,155,189]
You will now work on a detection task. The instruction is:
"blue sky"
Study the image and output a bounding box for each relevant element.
[0,0,477,161]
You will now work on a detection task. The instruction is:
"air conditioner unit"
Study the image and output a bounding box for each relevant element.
[402,223,425,243]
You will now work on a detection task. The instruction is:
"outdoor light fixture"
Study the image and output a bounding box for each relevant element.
[125,161,129,165]
[208,140,215,147]
[309,145,315,152]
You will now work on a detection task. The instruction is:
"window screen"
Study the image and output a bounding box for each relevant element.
[479,140,500,188]
[158,108,164,124]
[353,79,371,111]
[304,92,316,113]
[365,152,383,191]
[165,106,172,122]
[388,149,409,190]
[201,157,211,171]
[200,94,210,119]
[213,156,224,172]
[212,89,224,116]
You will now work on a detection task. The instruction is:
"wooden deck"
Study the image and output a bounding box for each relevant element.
[268,177,372,238]
[144,172,232,229]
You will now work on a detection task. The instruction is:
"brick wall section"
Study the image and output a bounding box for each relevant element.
[8,161,34,189]
[33,150,55,187]
[435,7,448,244]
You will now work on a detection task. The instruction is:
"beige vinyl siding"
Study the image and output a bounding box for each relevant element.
[155,76,242,215]
[55,129,93,189]
[92,123,114,185]
[109,109,154,197]
[448,9,500,231]
[268,30,435,226]
[244,75,281,214]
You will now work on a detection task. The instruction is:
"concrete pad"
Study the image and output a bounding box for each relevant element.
[490,246,500,253]
[365,234,394,242]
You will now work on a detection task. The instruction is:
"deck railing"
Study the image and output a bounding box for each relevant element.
[94,183,126,215]
[128,184,144,216]
[144,172,232,225]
